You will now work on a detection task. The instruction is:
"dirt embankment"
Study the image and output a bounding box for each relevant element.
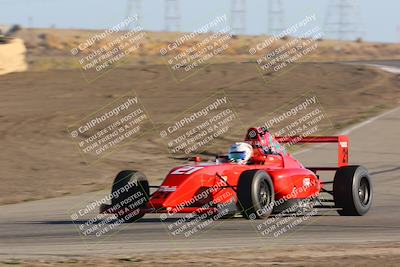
[0,38,27,75]
[12,28,400,70]
[1,242,399,266]
[0,62,399,205]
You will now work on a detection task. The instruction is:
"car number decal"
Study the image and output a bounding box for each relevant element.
[171,166,204,175]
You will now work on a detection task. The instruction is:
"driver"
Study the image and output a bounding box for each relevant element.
[228,142,253,164]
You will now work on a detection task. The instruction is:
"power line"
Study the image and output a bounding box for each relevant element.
[324,0,363,40]
[125,0,142,30]
[267,0,285,35]
[165,0,180,32]
[397,25,400,43]
[231,0,246,35]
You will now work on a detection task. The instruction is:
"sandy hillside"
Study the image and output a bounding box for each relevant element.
[0,38,27,75]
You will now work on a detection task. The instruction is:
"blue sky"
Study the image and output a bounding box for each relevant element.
[0,0,399,43]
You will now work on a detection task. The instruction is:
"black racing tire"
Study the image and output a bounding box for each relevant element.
[111,170,150,223]
[237,170,274,219]
[333,165,373,216]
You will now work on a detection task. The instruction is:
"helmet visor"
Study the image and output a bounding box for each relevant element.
[229,151,247,160]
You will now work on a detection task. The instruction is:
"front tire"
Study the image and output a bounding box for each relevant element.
[237,170,274,219]
[333,165,373,216]
[111,170,150,222]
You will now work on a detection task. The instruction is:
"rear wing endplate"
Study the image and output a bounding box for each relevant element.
[275,135,349,168]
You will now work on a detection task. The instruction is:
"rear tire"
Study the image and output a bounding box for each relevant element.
[237,170,274,219]
[111,170,150,222]
[333,165,372,216]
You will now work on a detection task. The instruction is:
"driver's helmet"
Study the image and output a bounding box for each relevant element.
[228,142,253,164]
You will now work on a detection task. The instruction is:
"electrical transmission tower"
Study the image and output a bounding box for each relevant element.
[231,0,246,35]
[125,0,142,30]
[324,0,363,40]
[27,16,34,48]
[267,0,285,35]
[397,25,400,43]
[165,0,180,32]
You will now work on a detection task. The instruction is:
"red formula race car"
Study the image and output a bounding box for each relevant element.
[100,127,373,222]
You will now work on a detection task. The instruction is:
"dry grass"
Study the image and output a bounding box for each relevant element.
[12,28,400,71]
[1,242,399,266]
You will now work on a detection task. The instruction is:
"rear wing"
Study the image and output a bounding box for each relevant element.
[275,135,349,168]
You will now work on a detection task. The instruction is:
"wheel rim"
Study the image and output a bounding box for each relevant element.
[258,180,271,207]
[358,177,370,206]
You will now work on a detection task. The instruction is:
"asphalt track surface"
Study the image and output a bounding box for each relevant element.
[348,60,400,74]
[0,68,399,259]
